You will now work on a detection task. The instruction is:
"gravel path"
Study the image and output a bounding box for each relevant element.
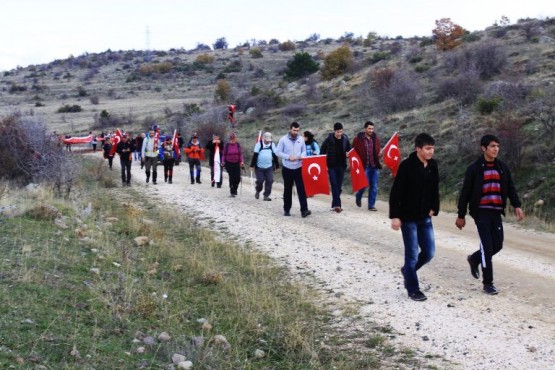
[114,157,555,369]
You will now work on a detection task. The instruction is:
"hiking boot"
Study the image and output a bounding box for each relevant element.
[301,210,312,218]
[408,290,427,301]
[196,177,202,184]
[255,191,260,199]
[263,196,271,201]
[355,198,361,207]
[483,284,498,295]
[284,210,291,217]
[334,207,342,213]
[467,255,480,279]
[368,207,377,211]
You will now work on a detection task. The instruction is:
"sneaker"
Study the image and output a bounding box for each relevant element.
[467,255,480,279]
[355,198,361,207]
[483,284,498,295]
[368,207,377,211]
[263,196,271,201]
[301,210,312,218]
[255,191,260,199]
[408,290,427,301]
[284,210,291,216]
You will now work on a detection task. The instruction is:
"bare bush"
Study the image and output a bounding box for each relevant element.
[437,65,483,104]
[443,41,507,79]
[370,68,421,113]
[0,113,77,196]
[283,103,307,116]
[482,80,530,112]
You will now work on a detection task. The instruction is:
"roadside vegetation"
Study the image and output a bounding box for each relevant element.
[0,154,426,368]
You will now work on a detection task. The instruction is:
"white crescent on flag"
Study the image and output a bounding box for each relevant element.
[387,144,399,160]
[308,163,321,180]
[350,156,361,174]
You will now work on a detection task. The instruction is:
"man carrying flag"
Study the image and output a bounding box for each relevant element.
[320,122,350,213]
[275,122,311,217]
[382,131,401,178]
[352,121,382,211]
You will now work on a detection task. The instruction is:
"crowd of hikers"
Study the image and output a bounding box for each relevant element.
[61,119,525,302]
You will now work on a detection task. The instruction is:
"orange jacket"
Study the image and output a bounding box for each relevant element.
[184,140,205,160]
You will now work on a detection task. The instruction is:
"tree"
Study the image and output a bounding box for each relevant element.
[214,79,231,102]
[284,52,320,80]
[213,37,228,50]
[433,18,466,51]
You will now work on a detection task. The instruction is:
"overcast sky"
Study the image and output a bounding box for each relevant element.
[1,0,553,71]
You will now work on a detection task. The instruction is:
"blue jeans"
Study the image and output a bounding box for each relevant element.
[328,166,346,208]
[356,167,379,208]
[401,217,435,293]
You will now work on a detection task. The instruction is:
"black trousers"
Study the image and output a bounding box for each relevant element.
[120,158,132,183]
[225,162,241,195]
[282,167,308,212]
[470,209,504,285]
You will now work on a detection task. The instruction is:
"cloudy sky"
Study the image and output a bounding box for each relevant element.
[1,0,553,71]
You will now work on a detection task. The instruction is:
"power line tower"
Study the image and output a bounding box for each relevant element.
[145,26,152,62]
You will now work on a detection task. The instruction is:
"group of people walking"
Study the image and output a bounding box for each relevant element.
[99,121,525,302]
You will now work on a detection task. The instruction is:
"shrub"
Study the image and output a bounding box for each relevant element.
[477,96,501,114]
[284,52,320,80]
[414,64,430,73]
[483,80,530,112]
[196,53,215,64]
[214,79,231,102]
[462,32,481,43]
[371,69,421,113]
[0,114,77,191]
[249,48,263,59]
[368,51,390,65]
[283,103,306,116]
[433,18,466,51]
[9,83,27,93]
[278,40,296,52]
[89,95,99,105]
[57,104,83,113]
[320,45,353,80]
[77,86,87,97]
[443,41,507,79]
[223,60,242,73]
[437,66,483,104]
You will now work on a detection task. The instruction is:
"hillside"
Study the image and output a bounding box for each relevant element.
[1,17,555,222]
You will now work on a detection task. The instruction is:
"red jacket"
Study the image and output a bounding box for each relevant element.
[352,132,382,169]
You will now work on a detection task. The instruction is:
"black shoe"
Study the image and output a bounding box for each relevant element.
[211,181,215,187]
[301,210,312,218]
[255,191,260,199]
[355,198,361,207]
[467,255,480,279]
[408,290,427,301]
[368,207,377,211]
[196,178,202,184]
[284,210,291,216]
[483,284,498,295]
[263,196,271,201]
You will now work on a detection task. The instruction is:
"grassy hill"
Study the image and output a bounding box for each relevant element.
[2,17,555,222]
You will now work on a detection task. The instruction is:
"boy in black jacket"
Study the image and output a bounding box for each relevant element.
[455,134,524,295]
[389,133,439,301]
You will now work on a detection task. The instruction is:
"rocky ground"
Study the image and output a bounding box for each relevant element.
[108,154,554,369]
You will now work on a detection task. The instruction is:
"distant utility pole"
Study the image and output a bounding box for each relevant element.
[145,26,152,62]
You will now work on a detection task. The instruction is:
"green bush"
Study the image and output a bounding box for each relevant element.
[223,60,242,73]
[414,64,430,73]
[214,79,231,102]
[368,51,390,65]
[284,52,320,80]
[57,104,83,113]
[249,47,263,58]
[477,96,501,114]
[278,40,296,52]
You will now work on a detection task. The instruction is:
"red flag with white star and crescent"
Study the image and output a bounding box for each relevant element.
[301,155,330,197]
[109,128,123,157]
[382,132,401,177]
[348,148,369,192]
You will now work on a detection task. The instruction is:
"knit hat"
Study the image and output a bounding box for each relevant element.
[333,122,343,131]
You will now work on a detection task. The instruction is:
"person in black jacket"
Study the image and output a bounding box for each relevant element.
[205,134,224,188]
[455,134,524,295]
[389,133,439,301]
[320,122,351,213]
[116,134,135,186]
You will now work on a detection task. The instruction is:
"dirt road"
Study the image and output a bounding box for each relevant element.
[116,158,554,369]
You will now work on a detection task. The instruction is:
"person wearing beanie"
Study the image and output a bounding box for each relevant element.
[320,122,351,213]
[250,132,279,201]
[184,134,205,184]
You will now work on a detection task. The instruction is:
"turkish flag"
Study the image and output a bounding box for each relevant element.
[382,132,401,177]
[301,155,330,197]
[109,128,123,157]
[348,149,369,192]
